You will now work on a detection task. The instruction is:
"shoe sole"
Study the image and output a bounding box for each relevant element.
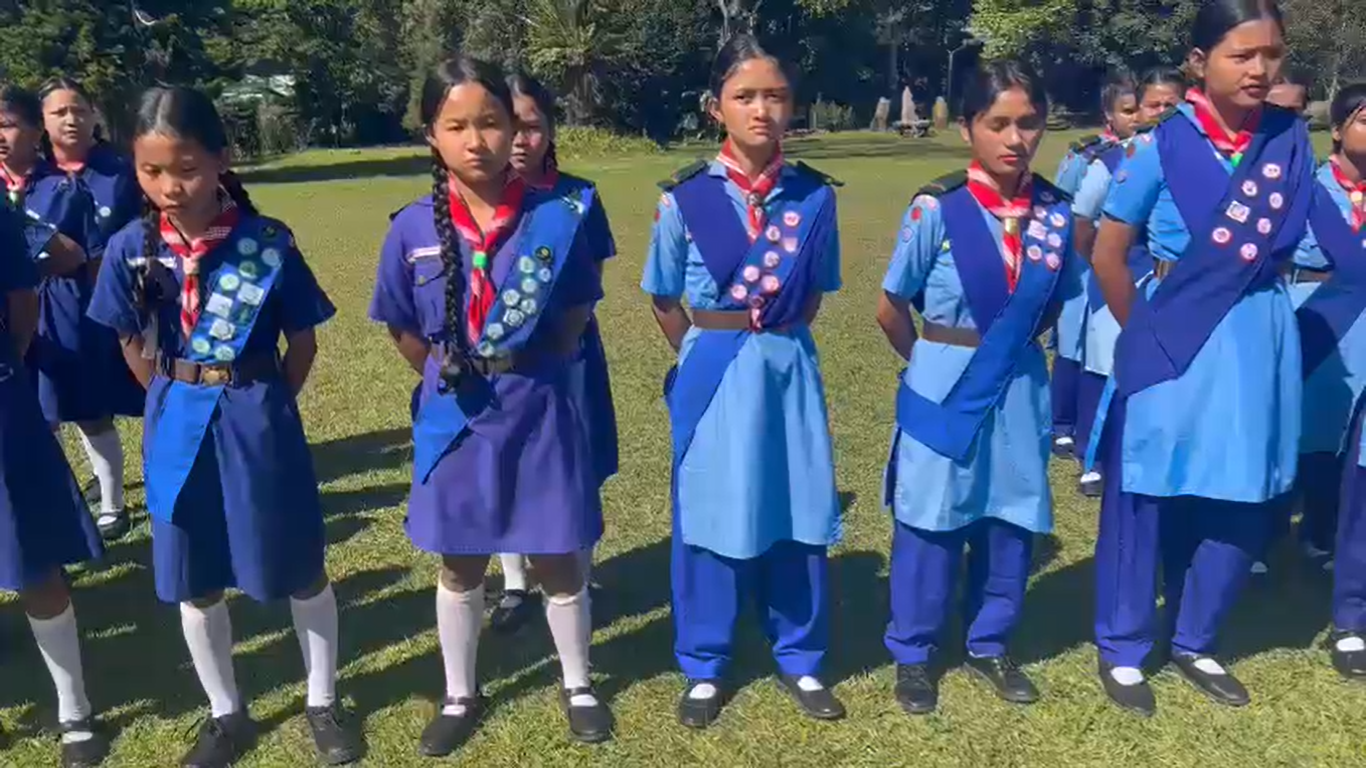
[776,680,846,721]
[1101,685,1155,718]
[569,728,613,744]
[964,665,1039,705]
[1172,664,1249,707]
[895,697,937,716]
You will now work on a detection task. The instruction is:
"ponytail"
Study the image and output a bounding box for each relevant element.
[544,141,559,180]
[219,170,259,216]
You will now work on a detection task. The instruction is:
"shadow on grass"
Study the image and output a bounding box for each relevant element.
[238,154,430,186]
[309,428,412,486]
[319,483,410,519]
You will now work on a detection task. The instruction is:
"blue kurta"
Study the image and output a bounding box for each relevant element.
[641,162,842,561]
[882,190,1083,534]
[1102,105,1302,502]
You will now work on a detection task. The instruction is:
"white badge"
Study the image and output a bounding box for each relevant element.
[237,238,259,256]
[209,319,235,340]
[97,205,112,219]
[1226,201,1251,224]
[204,293,233,318]
[1027,221,1048,240]
[218,274,241,292]
[1239,243,1259,262]
[260,248,282,269]
[214,345,237,362]
[1262,163,1283,180]
[237,282,265,306]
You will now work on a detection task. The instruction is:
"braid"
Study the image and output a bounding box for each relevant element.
[545,141,559,180]
[138,197,162,313]
[430,151,470,359]
[219,170,259,216]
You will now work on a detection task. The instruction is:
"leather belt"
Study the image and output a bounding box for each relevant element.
[922,321,981,348]
[1152,259,1175,280]
[1292,269,1332,284]
[158,352,280,387]
[691,309,793,333]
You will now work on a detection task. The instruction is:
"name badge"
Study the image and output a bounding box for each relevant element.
[238,282,265,306]
[205,293,233,317]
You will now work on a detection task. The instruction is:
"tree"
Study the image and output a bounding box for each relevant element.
[1283,0,1366,99]
[524,0,622,124]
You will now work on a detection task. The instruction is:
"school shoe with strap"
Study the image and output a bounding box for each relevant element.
[418,695,486,757]
[305,703,363,765]
[559,686,613,743]
[95,510,131,542]
[965,655,1039,704]
[181,711,256,768]
[489,590,538,635]
[58,717,109,768]
[1052,436,1075,459]
[1330,632,1366,681]
[776,674,845,721]
[1098,660,1155,717]
[893,663,938,715]
[1171,653,1249,707]
[1078,470,1103,498]
[676,679,726,729]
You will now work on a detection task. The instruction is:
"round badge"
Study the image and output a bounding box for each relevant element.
[535,246,553,262]
[783,211,800,227]
[1262,163,1283,180]
[764,251,782,268]
[911,207,923,222]
[218,274,241,292]
[505,309,525,328]
[486,323,505,341]
[1032,206,1047,220]
[191,337,211,355]
[1049,213,1067,228]
[760,274,781,295]
[260,248,281,268]
[237,238,259,256]
[519,256,537,274]
[503,290,520,307]
[97,205,112,219]
[1269,193,1284,210]
[1256,218,1272,235]
[239,261,259,279]
[1241,180,1259,197]
[477,341,495,357]
[521,277,538,295]
[214,345,236,362]
[730,284,748,302]
[537,267,552,283]
[1045,252,1061,271]
[766,226,781,243]
[1047,233,1062,248]
[1026,245,1043,262]
[520,297,539,316]
[743,265,761,283]
[1212,227,1233,245]
[1240,243,1258,262]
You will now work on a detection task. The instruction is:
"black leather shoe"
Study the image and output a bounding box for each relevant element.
[305,704,363,765]
[1330,633,1366,681]
[1052,436,1075,459]
[1078,471,1104,498]
[1171,653,1249,707]
[490,590,537,635]
[966,655,1039,704]
[96,510,130,542]
[58,718,109,768]
[181,711,255,768]
[560,686,613,743]
[677,680,725,729]
[777,675,845,721]
[1098,661,1155,717]
[419,696,485,757]
[893,663,938,715]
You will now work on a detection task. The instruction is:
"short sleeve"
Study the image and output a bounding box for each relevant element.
[882,196,945,300]
[584,196,617,262]
[1073,160,1112,221]
[1102,138,1163,227]
[556,230,606,307]
[818,193,842,292]
[0,208,38,293]
[1054,152,1081,195]
[1294,224,1331,270]
[368,217,421,334]
[277,240,337,334]
[641,192,688,298]
[86,229,144,336]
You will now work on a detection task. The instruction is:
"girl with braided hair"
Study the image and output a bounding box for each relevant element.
[369,54,612,756]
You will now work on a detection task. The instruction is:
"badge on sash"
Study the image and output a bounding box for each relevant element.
[1226,201,1251,224]
[238,282,265,306]
[205,293,233,318]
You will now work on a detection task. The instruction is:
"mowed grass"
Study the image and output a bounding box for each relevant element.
[4,129,1360,767]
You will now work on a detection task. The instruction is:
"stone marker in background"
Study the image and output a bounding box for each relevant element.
[933,97,949,131]
[901,86,917,126]
[873,97,891,131]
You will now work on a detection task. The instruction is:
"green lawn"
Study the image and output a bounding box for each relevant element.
[7,130,1361,767]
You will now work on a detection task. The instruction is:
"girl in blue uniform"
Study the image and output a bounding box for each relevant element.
[1090,0,1309,715]
[87,87,359,768]
[0,204,109,768]
[878,61,1081,715]
[27,77,143,540]
[0,86,85,279]
[369,55,613,754]
[489,70,618,635]
[643,34,845,728]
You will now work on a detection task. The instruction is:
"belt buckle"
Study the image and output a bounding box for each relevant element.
[200,366,231,386]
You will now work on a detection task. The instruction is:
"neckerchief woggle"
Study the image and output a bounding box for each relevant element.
[891,180,1070,464]
[411,182,593,483]
[144,217,290,522]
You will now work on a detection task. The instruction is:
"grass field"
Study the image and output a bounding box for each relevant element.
[4,129,1361,767]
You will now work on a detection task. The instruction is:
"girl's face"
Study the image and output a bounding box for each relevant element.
[0,107,41,169]
[1108,94,1142,139]
[427,83,513,187]
[133,131,227,225]
[959,86,1045,178]
[1139,84,1184,123]
[510,93,551,178]
[1334,105,1366,161]
[709,57,793,155]
[42,89,96,154]
[1190,19,1285,110]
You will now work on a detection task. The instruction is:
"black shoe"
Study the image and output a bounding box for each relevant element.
[305,704,363,765]
[1078,471,1103,498]
[1330,633,1366,681]
[58,718,109,768]
[418,696,485,757]
[1098,661,1155,717]
[1052,436,1075,459]
[181,711,255,768]
[1171,653,1249,707]
[489,590,537,635]
[677,679,725,729]
[777,675,845,721]
[965,655,1039,704]
[560,686,613,743]
[96,510,130,542]
[893,663,938,715]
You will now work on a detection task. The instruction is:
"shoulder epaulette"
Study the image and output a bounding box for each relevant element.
[1156,106,1180,125]
[657,159,708,191]
[914,170,967,200]
[792,160,844,187]
[1069,133,1103,153]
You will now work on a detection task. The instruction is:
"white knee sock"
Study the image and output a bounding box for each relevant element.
[28,603,93,736]
[545,589,596,705]
[79,428,124,514]
[290,584,339,709]
[499,554,529,593]
[436,581,483,715]
[180,600,241,718]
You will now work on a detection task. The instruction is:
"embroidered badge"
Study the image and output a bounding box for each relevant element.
[1049,213,1066,228]
[760,274,781,295]
[519,297,538,315]
[766,226,781,243]
[505,309,525,327]
[1241,180,1259,197]
[1047,233,1063,248]
[764,251,782,268]
[1262,163,1283,180]
[1027,245,1043,261]
[1045,252,1062,271]
[1257,218,1272,235]
[1269,192,1285,210]
[782,237,798,253]
[237,282,265,306]
[208,319,235,341]
[1239,243,1259,262]
[218,274,241,292]
[1028,221,1048,240]
[537,267,552,283]
[518,256,536,274]
[536,246,553,263]
[743,265,761,283]
[503,289,520,307]
[783,211,800,227]
[520,277,538,295]
[238,261,259,280]
[237,238,259,256]
[486,323,505,341]
[911,207,923,222]
[1212,227,1233,245]
[191,337,212,355]
[204,293,233,318]
[730,284,748,302]
[477,341,496,357]
[1226,201,1251,224]
[214,346,236,362]
[98,206,111,219]
[1032,206,1047,220]
[260,248,281,269]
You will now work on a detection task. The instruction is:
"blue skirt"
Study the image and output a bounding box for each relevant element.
[575,316,618,485]
[0,361,102,591]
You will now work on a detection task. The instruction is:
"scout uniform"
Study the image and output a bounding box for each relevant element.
[1093,99,1312,711]
[882,166,1081,705]
[641,154,843,719]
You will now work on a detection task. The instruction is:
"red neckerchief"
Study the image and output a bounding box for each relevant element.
[1185,88,1260,164]
[717,139,784,241]
[447,175,526,346]
[1331,156,1366,232]
[160,195,241,339]
[1100,129,1120,144]
[966,161,1034,293]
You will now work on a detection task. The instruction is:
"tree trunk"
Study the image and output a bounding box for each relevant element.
[888,35,899,93]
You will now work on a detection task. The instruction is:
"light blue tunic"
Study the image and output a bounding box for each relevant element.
[1293,164,1366,455]
[641,162,842,560]
[1053,148,1100,362]
[1102,104,1302,502]
[881,191,1084,534]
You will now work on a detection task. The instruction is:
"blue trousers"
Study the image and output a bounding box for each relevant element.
[1075,371,1106,466]
[1093,398,1272,667]
[1294,451,1342,553]
[1051,357,1081,438]
[884,518,1033,665]
[1334,401,1366,631]
[671,527,828,679]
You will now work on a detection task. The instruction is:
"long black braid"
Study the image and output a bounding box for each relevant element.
[430,151,472,379]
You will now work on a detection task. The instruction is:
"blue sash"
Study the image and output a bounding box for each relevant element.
[145,222,288,522]
[1297,182,1366,379]
[895,184,1070,462]
[1114,109,1312,397]
[411,184,593,483]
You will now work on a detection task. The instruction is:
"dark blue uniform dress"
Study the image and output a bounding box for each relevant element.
[25,146,144,424]
[87,214,336,602]
[0,206,103,590]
